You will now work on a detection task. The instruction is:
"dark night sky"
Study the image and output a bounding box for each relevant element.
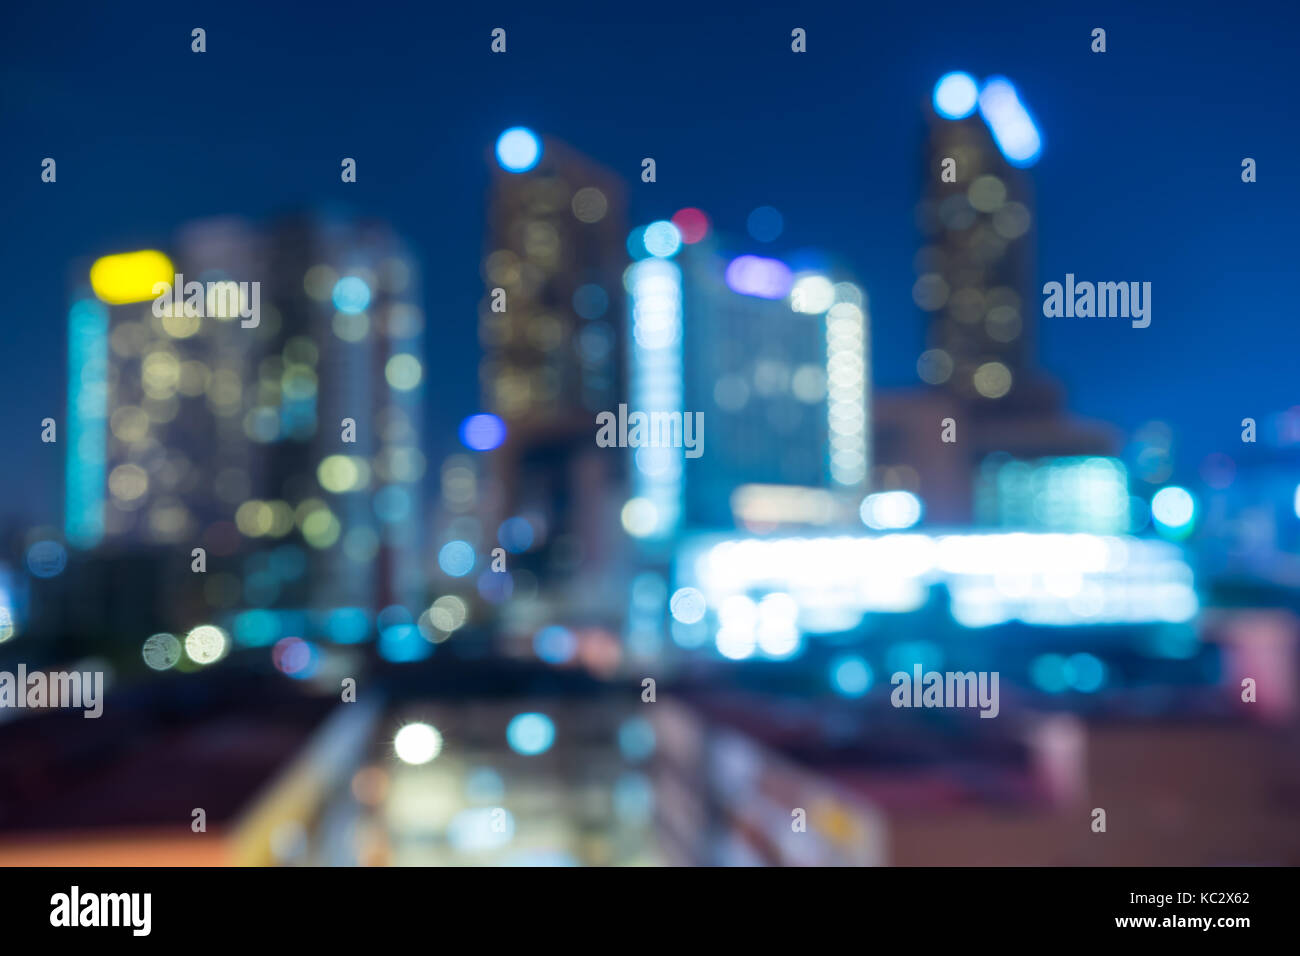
[2,0,1297,528]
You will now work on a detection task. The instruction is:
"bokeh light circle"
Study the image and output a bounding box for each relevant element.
[495,127,542,173]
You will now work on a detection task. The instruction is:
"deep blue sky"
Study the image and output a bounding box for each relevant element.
[3,0,1297,526]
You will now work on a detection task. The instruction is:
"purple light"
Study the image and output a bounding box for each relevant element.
[460,413,507,451]
[724,255,794,299]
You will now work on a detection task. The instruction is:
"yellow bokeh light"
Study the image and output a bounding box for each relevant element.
[148,502,191,539]
[89,250,175,305]
[142,350,181,398]
[385,354,422,391]
[317,455,370,493]
[973,361,1013,399]
[621,498,659,538]
[266,500,295,537]
[161,308,201,339]
[429,595,468,632]
[235,500,274,537]
[110,406,150,444]
[295,497,327,528]
[109,463,149,502]
[302,508,341,549]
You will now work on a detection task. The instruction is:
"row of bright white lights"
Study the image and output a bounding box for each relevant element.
[826,301,867,486]
[933,72,1042,168]
[861,491,923,529]
[627,258,684,539]
[681,532,1197,633]
[395,714,554,765]
[786,273,870,487]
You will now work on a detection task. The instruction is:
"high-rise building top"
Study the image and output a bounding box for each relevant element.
[481,132,627,428]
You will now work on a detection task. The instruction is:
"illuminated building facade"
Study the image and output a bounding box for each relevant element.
[975,454,1133,534]
[625,227,870,536]
[65,214,425,644]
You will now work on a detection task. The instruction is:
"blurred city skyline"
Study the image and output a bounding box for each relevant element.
[3,0,1298,526]
[2,0,1299,871]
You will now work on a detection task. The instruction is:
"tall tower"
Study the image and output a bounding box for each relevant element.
[479,129,629,602]
[872,73,1113,523]
[915,72,1044,409]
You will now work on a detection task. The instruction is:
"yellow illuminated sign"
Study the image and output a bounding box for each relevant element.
[89,250,175,305]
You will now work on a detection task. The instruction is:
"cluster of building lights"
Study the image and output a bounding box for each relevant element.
[675,529,1198,659]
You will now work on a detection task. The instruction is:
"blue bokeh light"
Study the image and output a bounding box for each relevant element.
[26,540,68,579]
[1152,486,1196,531]
[643,220,682,258]
[460,413,507,451]
[495,127,542,173]
[506,712,555,755]
[1030,653,1070,693]
[498,516,535,553]
[830,654,873,697]
[1065,652,1107,692]
[332,276,371,314]
[977,76,1043,167]
[378,623,432,662]
[325,607,371,643]
[618,718,656,762]
[373,485,412,523]
[626,225,650,260]
[233,609,280,647]
[533,625,577,664]
[438,540,476,577]
[933,71,979,119]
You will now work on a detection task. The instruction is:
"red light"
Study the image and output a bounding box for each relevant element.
[671,207,710,244]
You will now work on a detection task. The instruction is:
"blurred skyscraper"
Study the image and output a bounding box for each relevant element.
[914,78,1040,406]
[479,131,629,618]
[632,229,870,535]
[874,74,1113,523]
[59,214,425,647]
